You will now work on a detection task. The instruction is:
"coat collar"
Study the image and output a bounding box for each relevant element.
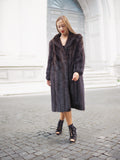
[52,31,77,48]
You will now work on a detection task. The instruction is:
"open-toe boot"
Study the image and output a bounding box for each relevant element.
[68,124,77,143]
[56,120,64,135]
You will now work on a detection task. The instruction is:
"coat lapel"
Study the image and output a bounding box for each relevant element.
[53,31,76,49]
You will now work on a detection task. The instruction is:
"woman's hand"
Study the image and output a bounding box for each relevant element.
[72,72,79,81]
[47,80,51,86]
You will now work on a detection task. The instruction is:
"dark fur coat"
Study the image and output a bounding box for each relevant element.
[46,31,85,112]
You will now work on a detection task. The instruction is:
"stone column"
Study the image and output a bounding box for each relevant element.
[78,0,107,70]
[113,0,120,78]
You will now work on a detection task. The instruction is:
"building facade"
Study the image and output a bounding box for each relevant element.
[0,0,120,95]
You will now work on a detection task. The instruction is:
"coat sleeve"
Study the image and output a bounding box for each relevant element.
[73,35,85,76]
[46,40,53,80]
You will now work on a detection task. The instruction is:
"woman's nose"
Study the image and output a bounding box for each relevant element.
[60,27,64,30]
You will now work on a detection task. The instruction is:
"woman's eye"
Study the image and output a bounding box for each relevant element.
[58,25,65,29]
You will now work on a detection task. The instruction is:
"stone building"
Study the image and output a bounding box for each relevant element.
[0,0,120,95]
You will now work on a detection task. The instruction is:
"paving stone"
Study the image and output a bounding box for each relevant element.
[97,149,106,154]
[13,157,25,160]
[81,153,92,159]
[1,156,13,160]
[98,154,108,159]
[10,153,20,158]
[45,157,56,160]
[33,155,45,160]
[92,152,101,156]
[106,157,117,160]
[14,151,22,156]
[89,157,101,160]
[34,151,43,156]
[22,153,35,160]
[26,149,36,154]
[18,151,28,157]
[103,151,112,156]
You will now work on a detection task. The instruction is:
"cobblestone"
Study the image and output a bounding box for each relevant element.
[0,87,120,160]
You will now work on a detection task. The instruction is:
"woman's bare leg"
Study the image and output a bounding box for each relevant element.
[60,112,65,120]
[63,111,72,126]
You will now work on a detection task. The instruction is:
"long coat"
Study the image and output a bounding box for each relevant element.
[46,31,85,112]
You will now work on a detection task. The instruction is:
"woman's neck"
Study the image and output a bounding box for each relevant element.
[61,33,69,38]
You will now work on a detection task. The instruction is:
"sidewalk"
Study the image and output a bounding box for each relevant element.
[0,82,50,96]
[0,87,120,160]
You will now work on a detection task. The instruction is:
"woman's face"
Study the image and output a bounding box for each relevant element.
[57,19,69,36]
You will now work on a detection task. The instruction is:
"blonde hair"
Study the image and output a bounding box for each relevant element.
[56,15,76,34]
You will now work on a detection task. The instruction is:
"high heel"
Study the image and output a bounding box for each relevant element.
[56,120,64,135]
[68,124,77,143]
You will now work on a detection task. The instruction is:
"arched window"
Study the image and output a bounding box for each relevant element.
[47,0,85,41]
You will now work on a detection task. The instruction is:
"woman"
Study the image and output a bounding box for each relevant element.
[46,15,85,143]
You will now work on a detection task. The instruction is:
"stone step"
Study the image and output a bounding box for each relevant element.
[83,68,118,88]
[84,73,115,77]
[84,72,112,76]
[84,77,117,81]
[0,82,50,96]
[85,83,117,89]
[84,80,117,85]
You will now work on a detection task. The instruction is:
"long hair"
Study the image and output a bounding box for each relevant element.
[56,15,76,34]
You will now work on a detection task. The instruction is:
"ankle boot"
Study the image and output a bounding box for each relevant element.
[68,124,77,143]
[56,120,64,135]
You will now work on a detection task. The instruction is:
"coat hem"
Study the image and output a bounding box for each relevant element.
[51,107,85,112]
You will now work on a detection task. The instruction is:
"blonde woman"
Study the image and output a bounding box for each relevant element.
[46,15,85,143]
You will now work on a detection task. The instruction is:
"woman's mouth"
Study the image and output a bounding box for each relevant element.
[61,31,64,33]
